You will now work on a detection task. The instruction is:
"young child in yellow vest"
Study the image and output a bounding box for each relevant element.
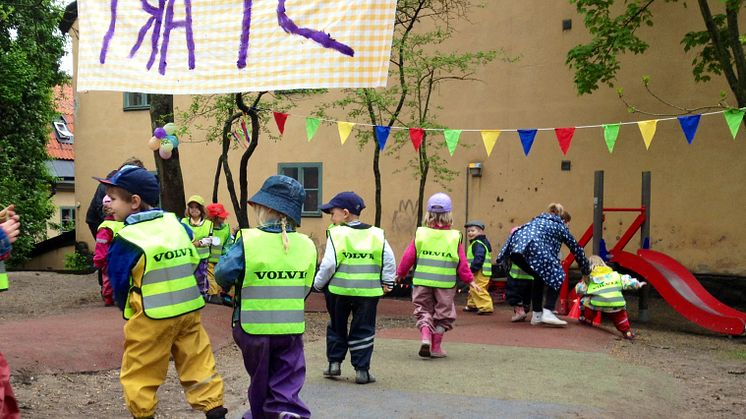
[313,191,396,384]
[98,166,227,419]
[0,204,21,419]
[396,193,479,358]
[93,195,123,306]
[575,255,646,340]
[462,220,494,315]
[181,195,213,297]
[215,175,317,419]
[204,202,234,305]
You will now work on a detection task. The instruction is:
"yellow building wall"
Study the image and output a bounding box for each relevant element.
[48,190,76,238]
[72,2,746,275]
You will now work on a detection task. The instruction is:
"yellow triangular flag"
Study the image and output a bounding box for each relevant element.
[480,130,501,157]
[337,121,355,145]
[637,120,658,150]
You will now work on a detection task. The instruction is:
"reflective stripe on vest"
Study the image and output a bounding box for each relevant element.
[209,224,232,263]
[328,226,384,297]
[181,218,213,260]
[240,228,317,335]
[413,227,461,288]
[98,219,124,236]
[466,239,492,276]
[586,272,626,308]
[118,213,205,319]
[0,261,8,291]
[509,264,533,280]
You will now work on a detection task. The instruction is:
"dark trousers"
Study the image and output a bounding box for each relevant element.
[232,325,310,419]
[506,277,532,308]
[324,290,379,371]
[509,253,559,311]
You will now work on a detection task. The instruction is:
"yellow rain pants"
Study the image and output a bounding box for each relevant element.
[466,271,494,313]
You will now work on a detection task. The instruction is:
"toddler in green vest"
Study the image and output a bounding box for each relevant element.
[575,255,646,340]
[396,193,479,358]
[463,220,494,314]
[205,202,234,305]
[181,194,213,297]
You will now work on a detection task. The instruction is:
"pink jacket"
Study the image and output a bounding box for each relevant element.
[396,225,474,283]
[93,217,115,269]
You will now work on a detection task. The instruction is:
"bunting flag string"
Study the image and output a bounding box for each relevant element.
[253,106,746,157]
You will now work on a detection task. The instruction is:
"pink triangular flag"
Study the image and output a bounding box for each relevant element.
[410,128,425,151]
[273,112,289,135]
[554,127,576,155]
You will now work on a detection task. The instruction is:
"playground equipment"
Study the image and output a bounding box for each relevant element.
[559,171,746,336]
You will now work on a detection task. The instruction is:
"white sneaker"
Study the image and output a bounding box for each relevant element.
[541,308,567,326]
[530,311,542,325]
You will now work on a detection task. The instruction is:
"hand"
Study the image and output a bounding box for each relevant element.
[383,285,392,293]
[0,206,20,244]
[395,276,404,284]
[639,281,647,288]
[198,237,212,246]
[469,281,482,293]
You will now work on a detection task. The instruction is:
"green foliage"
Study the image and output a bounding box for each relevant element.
[0,0,66,265]
[64,250,93,271]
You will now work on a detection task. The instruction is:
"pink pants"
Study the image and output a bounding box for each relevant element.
[582,307,631,333]
[0,351,20,419]
[412,286,457,332]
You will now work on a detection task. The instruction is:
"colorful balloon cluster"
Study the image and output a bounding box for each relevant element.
[147,123,180,159]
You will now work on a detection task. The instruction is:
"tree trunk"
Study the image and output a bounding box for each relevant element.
[416,132,429,228]
[373,142,382,227]
[149,95,185,213]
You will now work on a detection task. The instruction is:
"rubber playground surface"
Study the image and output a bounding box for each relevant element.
[1,293,687,418]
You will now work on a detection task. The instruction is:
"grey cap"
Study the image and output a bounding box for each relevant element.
[464,220,485,230]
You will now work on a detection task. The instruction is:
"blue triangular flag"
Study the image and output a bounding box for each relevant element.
[677,114,701,144]
[517,129,537,156]
[375,125,391,150]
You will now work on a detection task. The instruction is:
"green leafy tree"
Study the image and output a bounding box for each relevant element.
[320,0,508,226]
[0,1,66,264]
[567,0,746,107]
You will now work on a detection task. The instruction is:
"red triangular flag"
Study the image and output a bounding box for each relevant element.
[409,128,424,151]
[554,127,576,155]
[273,112,289,135]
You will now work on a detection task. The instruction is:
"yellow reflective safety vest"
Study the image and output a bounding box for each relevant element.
[328,225,385,297]
[413,227,461,288]
[586,268,626,309]
[0,261,8,292]
[98,219,124,236]
[208,223,232,263]
[239,228,317,335]
[118,213,205,319]
[181,217,213,260]
[509,263,533,280]
[466,239,492,277]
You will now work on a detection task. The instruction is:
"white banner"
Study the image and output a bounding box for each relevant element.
[77,0,397,94]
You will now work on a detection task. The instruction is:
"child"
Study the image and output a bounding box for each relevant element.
[205,203,234,305]
[463,220,494,315]
[505,228,534,322]
[396,192,477,358]
[0,204,21,419]
[99,166,227,419]
[92,195,123,306]
[215,175,317,419]
[181,195,213,297]
[575,255,646,340]
[313,191,396,384]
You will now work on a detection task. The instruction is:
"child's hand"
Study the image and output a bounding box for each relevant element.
[469,281,482,293]
[395,276,404,284]
[383,285,392,293]
[639,281,647,288]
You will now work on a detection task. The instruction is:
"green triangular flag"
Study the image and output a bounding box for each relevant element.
[603,123,620,153]
[306,117,320,142]
[443,129,462,156]
[723,109,745,139]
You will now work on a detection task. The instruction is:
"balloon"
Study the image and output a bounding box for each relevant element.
[147,136,161,151]
[166,134,179,148]
[159,148,172,160]
[153,127,167,139]
[160,140,174,153]
[163,122,177,135]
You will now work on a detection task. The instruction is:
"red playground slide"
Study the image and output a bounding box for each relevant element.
[611,249,746,336]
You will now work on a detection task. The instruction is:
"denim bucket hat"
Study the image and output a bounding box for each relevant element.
[249,175,306,226]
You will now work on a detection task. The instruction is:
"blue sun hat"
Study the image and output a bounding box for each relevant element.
[94,165,160,207]
[248,175,306,226]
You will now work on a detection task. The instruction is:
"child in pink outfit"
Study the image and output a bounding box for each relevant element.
[396,193,477,358]
[93,195,123,306]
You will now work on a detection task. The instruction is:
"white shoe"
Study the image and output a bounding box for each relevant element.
[541,308,567,326]
[530,311,542,325]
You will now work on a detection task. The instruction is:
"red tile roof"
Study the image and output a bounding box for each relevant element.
[47,85,75,161]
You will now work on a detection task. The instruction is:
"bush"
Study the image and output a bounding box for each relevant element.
[64,250,93,272]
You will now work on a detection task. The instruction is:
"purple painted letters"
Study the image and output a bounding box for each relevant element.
[237,0,254,69]
[276,0,354,57]
[99,0,118,64]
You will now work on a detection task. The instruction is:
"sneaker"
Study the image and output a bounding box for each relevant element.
[477,310,493,315]
[530,311,543,325]
[355,369,376,384]
[622,330,636,341]
[463,306,478,312]
[511,306,527,322]
[205,406,228,419]
[323,362,341,377]
[541,308,567,326]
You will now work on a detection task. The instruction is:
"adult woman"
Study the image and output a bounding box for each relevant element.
[496,203,590,326]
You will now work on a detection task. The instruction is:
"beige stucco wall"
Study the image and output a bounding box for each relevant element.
[72,2,746,275]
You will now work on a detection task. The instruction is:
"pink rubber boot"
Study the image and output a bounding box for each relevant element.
[418,327,432,358]
[431,333,447,358]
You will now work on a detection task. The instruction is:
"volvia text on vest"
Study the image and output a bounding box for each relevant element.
[342,252,374,259]
[153,247,195,262]
[255,270,308,280]
[421,250,453,258]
